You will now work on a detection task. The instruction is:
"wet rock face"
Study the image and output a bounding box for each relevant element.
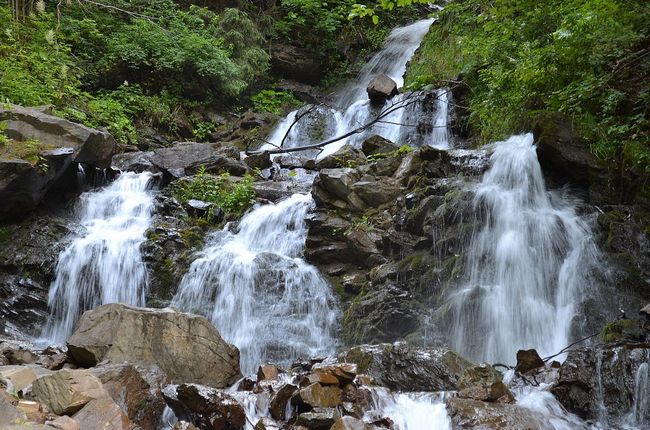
[339,342,472,392]
[447,397,549,429]
[308,144,481,345]
[163,383,246,430]
[271,44,323,85]
[551,345,650,423]
[0,215,73,336]
[366,75,398,104]
[67,303,242,388]
[141,194,203,303]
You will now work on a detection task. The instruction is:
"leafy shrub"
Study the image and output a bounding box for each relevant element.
[171,167,256,220]
[251,90,299,115]
[405,0,650,173]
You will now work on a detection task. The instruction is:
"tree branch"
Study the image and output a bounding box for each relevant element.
[249,91,434,155]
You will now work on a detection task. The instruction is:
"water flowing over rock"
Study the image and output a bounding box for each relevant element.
[446,133,603,364]
[261,19,448,158]
[67,304,241,388]
[43,172,156,343]
[172,194,338,374]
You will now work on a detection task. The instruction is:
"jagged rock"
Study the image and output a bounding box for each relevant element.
[269,384,297,421]
[257,364,280,382]
[31,369,108,415]
[271,44,322,84]
[457,364,514,403]
[149,142,247,178]
[341,286,420,344]
[515,349,545,374]
[253,181,301,202]
[91,363,166,430]
[0,366,38,392]
[331,417,374,430]
[0,104,116,220]
[311,363,357,386]
[315,145,367,170]
[294,407,340,430]
[312,168,366,211]
[350,179,402,206]
[162,383,246,430]
[361,135,399,156]
[0,390,26,426]
[111,151,156,173]
[45,416,80,430]
[367,75,398,104]
[275,154,317,170]
[72,397,133,430]
[67,304,241,388]
[293,382,342,409]
[551,345,650,422]
[345,229,385,268]
[447,397,549,429]
[339,343,472,392]
[254,417,282,430]
[0,104,115,168]
[244,152,272,170]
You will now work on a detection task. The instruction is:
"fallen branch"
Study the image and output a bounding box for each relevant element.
[249,91,435,155]
[542,333,598,363]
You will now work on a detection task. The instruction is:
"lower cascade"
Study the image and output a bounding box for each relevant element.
[172,193,339,374]
[42,171,155,343]
[447,133,602,364]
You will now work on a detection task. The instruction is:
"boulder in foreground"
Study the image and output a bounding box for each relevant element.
[67,304,241,388]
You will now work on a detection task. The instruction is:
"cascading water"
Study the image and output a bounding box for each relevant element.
[172,194,338,374]
[447,133,601,364]
[365,388,452,430]
[628,362,650,427]
[43,172,155,343]
[262,19,451,158]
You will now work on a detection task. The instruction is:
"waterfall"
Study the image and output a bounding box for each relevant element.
[447,133,601,364]
[628,362,650,426]
[172,194,338,374]
[262,19,449,158]
[364,388,451,430]
[43,172,155,343]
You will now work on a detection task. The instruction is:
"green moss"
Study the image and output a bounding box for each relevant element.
[0,227,11,244]
[601,319,643,343]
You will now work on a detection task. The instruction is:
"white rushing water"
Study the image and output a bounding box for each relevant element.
[43,172,155,343]
[172,193,338,374]
[262,19,452,158]
[627,362,650,427]
[447,133,601,364]
[365,388,452,430]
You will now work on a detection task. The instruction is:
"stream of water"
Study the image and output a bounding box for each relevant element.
[42,171,155,343]
[446,133,601,364]
[172,194,338,374]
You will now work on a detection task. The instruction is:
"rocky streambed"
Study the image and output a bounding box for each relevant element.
[1,304,650,429]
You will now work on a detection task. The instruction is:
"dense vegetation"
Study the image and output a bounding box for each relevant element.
[0,0,424,148]
[405,0,650,173]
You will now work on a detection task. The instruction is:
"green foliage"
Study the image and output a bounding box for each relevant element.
[347,215,375,233]
[0,2,268,145]
[171,167,256,220]
[367,144,412,162]
[274,0,421,80]
[251,89,300,115]
[405,0,650,172]
[601,319,643,343]
[0,7,81,107]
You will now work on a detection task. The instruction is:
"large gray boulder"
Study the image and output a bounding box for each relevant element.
[0,105,116,221]
[339,342,472,392]
[366,75,398,104]
[67,304,241,388]
[148,142,248,178]
[0,104,116,167]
